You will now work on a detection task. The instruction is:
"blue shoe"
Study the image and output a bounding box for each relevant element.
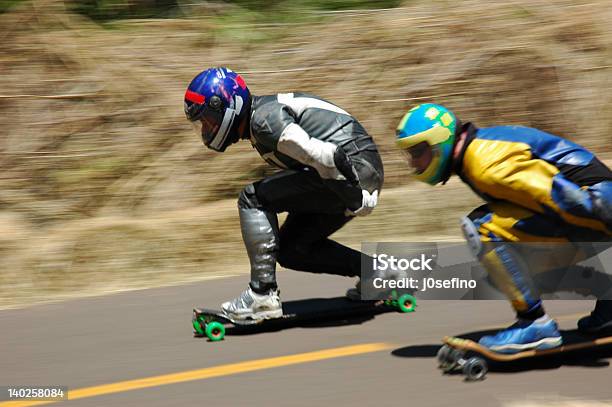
[479,318,562,354]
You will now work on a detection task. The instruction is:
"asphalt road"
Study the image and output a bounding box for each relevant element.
[1,272,611,407]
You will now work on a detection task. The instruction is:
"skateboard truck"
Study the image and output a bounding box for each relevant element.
[437,344,488,381]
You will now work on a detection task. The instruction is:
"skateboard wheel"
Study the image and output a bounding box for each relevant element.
[444,348,464,372]
[397,294,416,313]
[437,345,451,368]
[192,318,205,336]
[462,357,487,381]
[192,313,207,336]
[205,321,226,341]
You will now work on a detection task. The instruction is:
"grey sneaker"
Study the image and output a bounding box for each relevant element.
[221,286,282,320]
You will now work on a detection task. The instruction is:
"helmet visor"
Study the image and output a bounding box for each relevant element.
[191,109,223,148]
[401,141,433,175]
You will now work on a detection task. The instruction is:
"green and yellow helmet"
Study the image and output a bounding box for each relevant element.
[396,103,459,185]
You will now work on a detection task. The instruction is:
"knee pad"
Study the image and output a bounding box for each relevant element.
[238,183,261,210]
[461,216,483,258]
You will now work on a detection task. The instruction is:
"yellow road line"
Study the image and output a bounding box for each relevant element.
[0,310,593,407]
[0,342,393,407]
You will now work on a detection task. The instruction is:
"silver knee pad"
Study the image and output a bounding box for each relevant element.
[461,216,483,258]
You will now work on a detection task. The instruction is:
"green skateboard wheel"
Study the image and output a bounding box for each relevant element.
[397,294,417,313]
[193,318,205,336]
[205,321,226,341]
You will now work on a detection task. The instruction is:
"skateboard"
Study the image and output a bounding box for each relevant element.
[193,292,416,341]
[437,330,612,381]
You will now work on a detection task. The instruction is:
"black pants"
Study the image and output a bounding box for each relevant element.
[240,150,383,292]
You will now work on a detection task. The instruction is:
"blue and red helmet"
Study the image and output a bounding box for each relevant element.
[184,67,251,152]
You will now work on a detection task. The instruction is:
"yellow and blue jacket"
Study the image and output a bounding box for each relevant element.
[455,124,611,236]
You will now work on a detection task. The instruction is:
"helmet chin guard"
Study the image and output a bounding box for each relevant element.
[208,95,244,152]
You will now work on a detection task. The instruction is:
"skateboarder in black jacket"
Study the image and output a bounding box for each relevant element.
[184,67,383,320]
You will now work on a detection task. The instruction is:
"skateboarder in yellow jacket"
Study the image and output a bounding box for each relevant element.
[395,103,611,354]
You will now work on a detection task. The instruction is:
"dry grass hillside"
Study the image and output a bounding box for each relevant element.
[1,0,611,307]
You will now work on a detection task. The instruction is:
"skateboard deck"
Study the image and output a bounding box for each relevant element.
[193,294,416,341]
[438,330,612,381]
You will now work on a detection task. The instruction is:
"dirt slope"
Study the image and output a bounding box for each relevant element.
[0,0,610,307]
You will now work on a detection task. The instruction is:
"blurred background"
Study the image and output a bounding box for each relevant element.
[1,0,610,308]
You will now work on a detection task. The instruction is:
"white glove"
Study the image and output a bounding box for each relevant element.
[345,190,378,217]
